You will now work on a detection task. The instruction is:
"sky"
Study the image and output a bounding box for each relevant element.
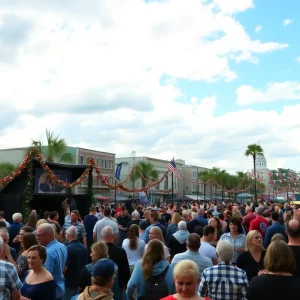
[0,0,299,174]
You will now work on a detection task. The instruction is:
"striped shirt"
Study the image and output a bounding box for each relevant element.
[219,233,246,263]
[199,261,248,300]
[45,239,68,299]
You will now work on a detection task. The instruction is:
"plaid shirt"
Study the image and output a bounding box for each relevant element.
[0,260,22,299]
[62,220,86,241]
[219,233,246,263]
[199,262,248,300]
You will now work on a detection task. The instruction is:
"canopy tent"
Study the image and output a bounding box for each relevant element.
[115,195,129,201]
[94,194,109,201]
[236,193,253,198]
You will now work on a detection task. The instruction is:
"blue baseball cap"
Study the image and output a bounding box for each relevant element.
[92,258,118,277]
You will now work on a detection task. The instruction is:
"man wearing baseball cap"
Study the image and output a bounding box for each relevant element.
[74,258,117,300]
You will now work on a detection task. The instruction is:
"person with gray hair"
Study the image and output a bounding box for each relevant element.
[37,223,67,299]
[0,236,22,300]
[199,240,248,300]
[63,226,88,300]
[126,210,141,229]
[187,212,203,233]
[8,213,23,254]
[167,220,190,260]
[182,210,191,222]
[0,228,17,268]
[249,206,269,239]
[100,226,130,300]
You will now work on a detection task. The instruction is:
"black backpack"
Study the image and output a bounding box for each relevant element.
[141,266,170,300]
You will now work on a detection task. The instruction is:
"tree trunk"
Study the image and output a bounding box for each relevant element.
[253,155,257,202]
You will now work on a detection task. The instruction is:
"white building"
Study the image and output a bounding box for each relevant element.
[182,165,211,196]
[255,154,270,196]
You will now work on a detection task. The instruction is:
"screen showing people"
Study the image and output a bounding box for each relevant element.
[35,169,71,194]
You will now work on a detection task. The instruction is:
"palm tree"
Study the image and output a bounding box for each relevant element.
[29,129,73,163]
[0,162,16,178]
[198,170,211,199]
[131,161,159,187]
[245,144,264,202]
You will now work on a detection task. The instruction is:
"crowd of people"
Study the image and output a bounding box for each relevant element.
[1,199,300,299]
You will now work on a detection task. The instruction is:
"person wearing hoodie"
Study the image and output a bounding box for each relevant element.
[166,221,189,260]
[72,258,116,300]
[126,239,174,300]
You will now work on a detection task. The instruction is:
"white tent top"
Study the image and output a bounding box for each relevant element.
[184,195,205,201]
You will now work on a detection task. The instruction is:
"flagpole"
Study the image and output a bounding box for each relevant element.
[172,171,174,206]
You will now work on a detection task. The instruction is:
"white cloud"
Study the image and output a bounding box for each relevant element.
[212,0,254,14]
[255,25,263,32]
[0,0,296,173]
[236,81,300,106]
[283,19,294,26]
[296,56,300,62]
[190,97,198,104]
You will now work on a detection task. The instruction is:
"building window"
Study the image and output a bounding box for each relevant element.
[79,156,84,164]
[100,159,104,168]
[96,158,99,166]
[110,177,113,184]
[105,160,108,168]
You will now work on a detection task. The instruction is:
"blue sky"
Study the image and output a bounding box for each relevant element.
[172,0,300,116]
[0,0,299,173]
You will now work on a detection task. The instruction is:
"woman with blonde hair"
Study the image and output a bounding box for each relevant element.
[79,241,109,291]
[122,224,145,273]
[36,219,47,228]
[165,212,182,242]
[126,239,174,300]
[247,240,300,299]
[236,230,265,281]
[145,226,170,262]
[161,259,210,300]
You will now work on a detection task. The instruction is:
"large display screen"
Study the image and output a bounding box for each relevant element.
[34,169,72,194]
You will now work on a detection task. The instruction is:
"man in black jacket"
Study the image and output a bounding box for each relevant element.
[116,206,132,246]
[101,226,130,299]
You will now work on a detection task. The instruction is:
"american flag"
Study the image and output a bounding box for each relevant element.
[167,159,180,177]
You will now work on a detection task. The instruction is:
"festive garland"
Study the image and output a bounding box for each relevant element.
[22,156,34,218]
[0,148,271,196]
[0,149,170,193]
[0,154,31,187]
